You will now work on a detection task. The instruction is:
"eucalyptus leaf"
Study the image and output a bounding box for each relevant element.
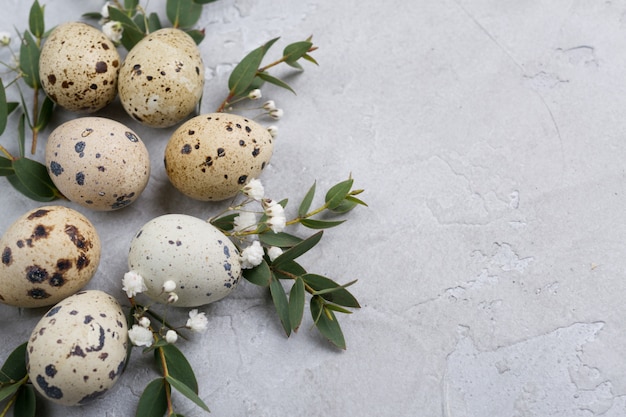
[125,0,140,10]
[11,157,61,201]
[158,344,198,393]
[147,12,162,32]
[302,53,319,66]
[300,218,346,229]
[108,6,142,30]
[185,29,205,45]
[120,25,146,51]
[302,274,360,308]
[311,296,346,349]
[329,198,358,214]
[19,30,40,89]
[0,342,27,383]
[210,212,238,231]
[269,274,291,336]
[35,96,54,131]
[257,72,295,94]
[324,303,353,314]
[166,375,210,412]
[271,231,323,267]
[0,82,7,136]
[298,181,316,217]
[283,41,312,64]
[166,0,202,28]
[325,178,354,210]
[133,13,147,32]
[82,12,102,19]
[7,102,19,115]
[272,260,307,280]
[18,113,25,158]
[136,378,168,417]
[228,37,279,97]
[0,382,21,403]
[193,0,218,3]
[285,60,303,70]
[0,157,14,176]
[289,277,305,331]
[258,232,302,248]
[242,259,271,286]
[28,0,45,38]
[13,385,36,417]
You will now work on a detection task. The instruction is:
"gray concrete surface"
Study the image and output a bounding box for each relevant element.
[1,0,626,416]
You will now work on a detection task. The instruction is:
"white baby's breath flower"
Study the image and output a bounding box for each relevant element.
[262,100,276,111]
[138,317,151,328]
[101,2,111,19]
[0,32,11,47]
[269,108,283,120]
[128,325,153,347]
[267,125,278,138]
[186,309,209,332]
[248,89,262,100]
[267,246,283,261]
[267,214,286,233]
[263,199,284,218]
[162,280,177,293]
[102,21,123,44]
[122,271,147,298]
[233,211,258,233]
[165,330,178,344]
[167,292,179,304]
[240,240,264,269]
[242,178,264,200]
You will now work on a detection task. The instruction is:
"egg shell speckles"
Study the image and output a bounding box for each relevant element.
[0,206,100,308]
[118,28,205,128]
[45,117,150,211]
[128,214,242,307]
[39,22,120,113]
[27,290,128,406]
[164,113,274,201]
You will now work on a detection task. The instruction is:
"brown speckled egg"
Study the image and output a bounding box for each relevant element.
[45,117,150,211]
[164,113,274,201]
[0,206,100,308]
[118,28,204,128]
[39,22,120,113]
[27,290,128,406]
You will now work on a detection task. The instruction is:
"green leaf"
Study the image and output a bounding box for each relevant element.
[324,303,353,315]
[17,113,25,158]
[167,0,202,28]
[311,297,346,349]
[125,0,140,10]
[0,157,14,176]
[108,6,142,29]
[242,259,271,286]
[269,274,291,336]
[300,219,346,229]
[7,102,19,115]
[108,6,145,50]
[302,53,319,66]
[257,72,295,94]
[288,277,305,331]
[136,378,168,417]
[185,29,205,45]
[13,384,36,417]
[0,342,27,383]
[193,0,218,4]
[258,232,302,248]
[298,181,316,218]
[0,82,7,136]
[272,231,323,268]
[283,41,312,65]
[325,178,354,210]
[28,0,45,38]
[166,375,210,412]
[82,12,103,19]
[34,96,54,131]
[330,198,358,214]
[0,382,21,402]
[158,344,198,393]
[133,13,147,32]
[228,37,279,97]
[272,260,307,280]
[302,274,360,308]
[19,31,41,89]
[210,212,238,232]
[11,157,60,201]
[147,13,163,32]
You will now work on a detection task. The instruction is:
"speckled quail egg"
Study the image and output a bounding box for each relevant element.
[27,290,128,406]
[164,113,274,201]
[45,117,150,211]
[0,206,100,308]
[39,22,120,113]
[128,214,241,307]
[118,28,204,128]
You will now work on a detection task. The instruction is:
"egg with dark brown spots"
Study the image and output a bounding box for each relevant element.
[164,113,274,201]
[45,117,150,211]
[27,290,128,406]
[128,214,241,307]
[118,28,204,128]
[0,206,100,308]
[39,22,120,113]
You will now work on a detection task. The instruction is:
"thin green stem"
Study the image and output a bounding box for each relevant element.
[287,202,329,226]
[157,347,175,416]
[0,145,14,159]
[258,45,318,73]
[0,392,16,417]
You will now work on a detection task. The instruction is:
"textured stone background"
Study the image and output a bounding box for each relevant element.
[2,0,626,416]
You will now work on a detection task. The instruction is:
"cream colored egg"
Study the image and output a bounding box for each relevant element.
[45,117,150,211]
[164,113,274,201]
[39,22,120,113]
[0,206,100,308]
[118,28,204,128]
[128,214,241,307]
[27,290,128,406]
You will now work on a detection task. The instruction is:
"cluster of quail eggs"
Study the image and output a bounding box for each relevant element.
[1,18,279,408]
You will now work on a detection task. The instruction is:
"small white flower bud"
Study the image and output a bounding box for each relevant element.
[269,108,283,120]
[262,100,276,111]
[0,32,11,47]
[267,126,278,138]
[242,178,264,200]
[267,246,283,261]
[139,316,151,328]
[162,280,177,293]
[128,325,153,347]
[102,21,123,44]
[165,330,178,344]
[167,292,179,304]
[248,89,262,100]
